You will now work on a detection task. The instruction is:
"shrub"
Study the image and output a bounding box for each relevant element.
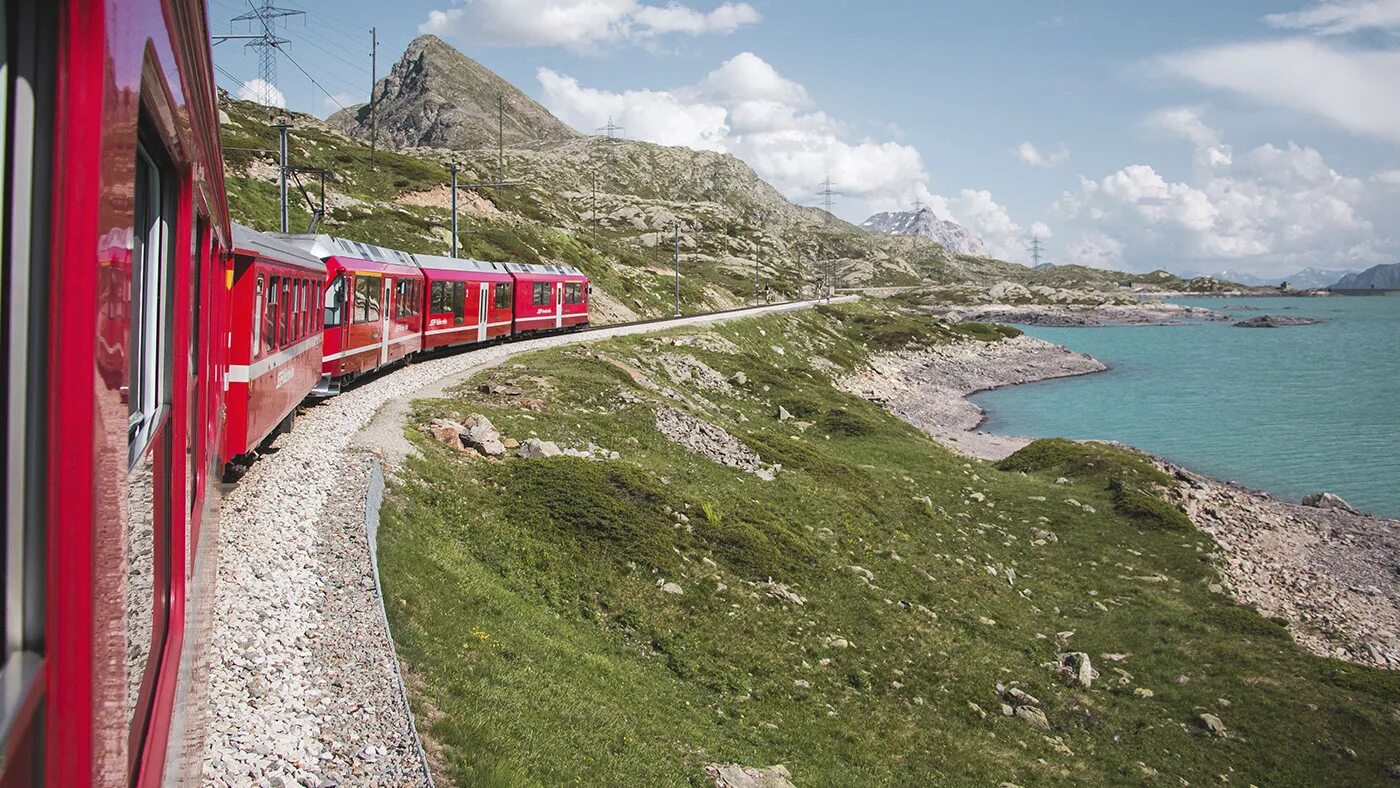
[1109,479,1193,531]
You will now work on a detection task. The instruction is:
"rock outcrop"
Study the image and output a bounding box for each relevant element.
[1233,315,1321,328]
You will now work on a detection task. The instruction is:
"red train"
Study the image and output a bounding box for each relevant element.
[1,1,590,784]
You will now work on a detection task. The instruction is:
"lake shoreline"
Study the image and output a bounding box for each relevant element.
[841,333,1400,671]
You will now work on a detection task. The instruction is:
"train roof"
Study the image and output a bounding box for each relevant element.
[269,233,419,269]
[410,253,516,277]
[231,224,327,273]
[498,261,587,278]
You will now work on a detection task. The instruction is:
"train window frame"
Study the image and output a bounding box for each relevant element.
[352,275,380,324]
[127,140,175,465]
[263,276,278,356]
[564,282,582,304]
[532,281,549,306]
[429,281,445,314]
[493,282,511,310]
[252,274,264,358]
[279,277,291,348]
[324,274,345,328]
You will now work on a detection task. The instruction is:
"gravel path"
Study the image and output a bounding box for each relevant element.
[202,299,848,787]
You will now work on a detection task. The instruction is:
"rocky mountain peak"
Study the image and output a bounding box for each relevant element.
[328,34,579,151]
[861,208,990,257]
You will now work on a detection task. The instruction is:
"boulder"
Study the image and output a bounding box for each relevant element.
[1058,652,1097,688]
[660,582,684,596]
[1197,712,1227,737]
[1301,491,1359,515]
[516,438,563,459]
[479,382,525,396]
[462,414,500,446]
[1014,705,1050,730]
[778,406,792,421]
[475,439,506,457]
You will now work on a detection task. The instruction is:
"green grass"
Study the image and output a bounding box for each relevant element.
[379,303,1400,785]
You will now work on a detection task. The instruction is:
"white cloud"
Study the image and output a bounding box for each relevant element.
[1372,168,1400,186]
[1030,221,1053,239]
[1063,231,1125,267]
[1057,109,1383,271]
[537,68,729,149]
[322,91,361,114]
[1265,0,1400,34]
[1015,141,1070,168]
[1159,38,1400,143]
[1145,106,1221,147]
[420,0,759,53]
[237,78,286,108]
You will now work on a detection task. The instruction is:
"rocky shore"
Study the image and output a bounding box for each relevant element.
[837,334,1107,460]
[934,301,1226,327]
[842,334,1399,672]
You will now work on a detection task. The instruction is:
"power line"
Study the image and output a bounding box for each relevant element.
[231,0,303,107]
[281,47,352,115]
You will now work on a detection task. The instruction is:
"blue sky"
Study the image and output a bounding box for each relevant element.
[211,0,1400,275]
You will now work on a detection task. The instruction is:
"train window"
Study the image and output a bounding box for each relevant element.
[564,282,583,304]
[452,282,466,325]
[429,281,444,313]
[324,274,345,327]
[280,278,291,347]
[126,135,176,765]
[353,275,380,324]
[532,281,549,306]
[494,282,511,310]
[303,281,312,336]
[297,280,307,339]
[394,279,407,318]
[264,276,278,355]
[411,280,421,316]
[253,275,264,358]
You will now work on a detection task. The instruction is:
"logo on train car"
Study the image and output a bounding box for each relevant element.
[276,367,296,389]
[429,317,449,328]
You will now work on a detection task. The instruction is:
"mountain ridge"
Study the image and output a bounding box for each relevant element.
[1331,263,1400,289]
[860,208,990,257]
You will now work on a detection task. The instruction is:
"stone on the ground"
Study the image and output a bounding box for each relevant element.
[704,762,795,788]
[778,405,792,421]
[1301,491,1359,514]
[1058,652,1097,688]
[1014,704,1050,730]
[1197,712,1227,737]
[660,582,684,595]
[516,438,562,459]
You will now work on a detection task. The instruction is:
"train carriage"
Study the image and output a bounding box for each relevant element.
[412,253,515,351]
[1,0,234,782]
[506,263,590,334]
[222,225,327,469]
[275,234,425,392]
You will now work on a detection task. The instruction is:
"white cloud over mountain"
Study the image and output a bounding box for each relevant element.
[1057,107,1388,270]
[538,51,1044,262]
[238,78,286,108]
[1016,141,1070,168]
[421,0,759,53]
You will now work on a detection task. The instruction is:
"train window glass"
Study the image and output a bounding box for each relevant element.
[324,274,344,327]
[429,281,443,313]
[412,280,421,316]
[395,279,408,319]
[494,282,510,310]
[353,275,380,324]
[451,282,466,325]
[305,281,314,336]
[564,282,582,304]
[298,280,308,339]
[264,276,278,355]
[126,136,176,761]
[252,275,264,358]
[532,281,549,306]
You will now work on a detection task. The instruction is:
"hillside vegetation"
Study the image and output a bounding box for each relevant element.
[377,300,1400,785]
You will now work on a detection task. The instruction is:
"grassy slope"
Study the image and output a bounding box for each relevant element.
[377,301,1400,786]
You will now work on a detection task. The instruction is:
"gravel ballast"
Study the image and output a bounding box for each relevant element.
[202,299,846,786]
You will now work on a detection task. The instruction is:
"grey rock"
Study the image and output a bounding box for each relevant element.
[1058,652,1097,688]
[516,438,563,459]
[704,762,795,788]
[1301,491,1359,515]
[1197,712,1227,737]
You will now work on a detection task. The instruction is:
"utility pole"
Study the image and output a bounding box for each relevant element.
[273,116,290,232]
[229,0,302,107]
[369,27,378,165]
[449,161,460,257]
[816,175,841,225]
[1029,235,1045,268]
[673,222,682,317]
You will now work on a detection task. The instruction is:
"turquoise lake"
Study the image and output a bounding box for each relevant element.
[972,295,1400,518]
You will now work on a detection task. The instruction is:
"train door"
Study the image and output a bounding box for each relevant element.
[554,282,563,329]
[379,276,392,366]
[477,283,488,342]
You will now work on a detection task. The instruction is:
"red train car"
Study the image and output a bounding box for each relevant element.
[4,0,233,783]
[506,263,590,333]
[276,235,425,392]
[222,225,327,468]
[412,253,515,351]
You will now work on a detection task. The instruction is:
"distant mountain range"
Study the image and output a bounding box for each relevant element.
[860,208,990,257]
[1194,267,1357,289]
[1331,263,1400,289]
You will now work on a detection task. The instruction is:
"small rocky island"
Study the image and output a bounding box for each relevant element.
[1233,314,1322,328]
